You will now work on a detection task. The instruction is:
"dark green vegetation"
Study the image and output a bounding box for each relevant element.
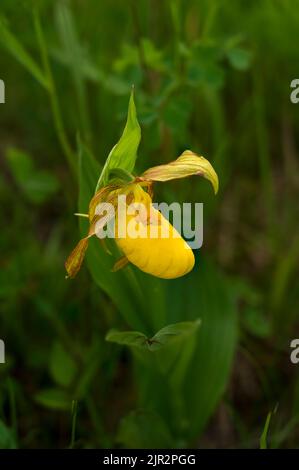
[0,0,298,449]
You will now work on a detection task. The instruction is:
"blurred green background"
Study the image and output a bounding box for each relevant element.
[0,0,299,449]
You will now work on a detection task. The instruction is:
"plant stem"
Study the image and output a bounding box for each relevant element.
[69,400,78,449]
[33,9,76,175]
[7,378,18,448]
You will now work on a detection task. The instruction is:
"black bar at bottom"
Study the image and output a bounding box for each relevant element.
[0,449,295,467]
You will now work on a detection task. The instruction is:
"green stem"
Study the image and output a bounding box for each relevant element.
[7,378,18,447]
[69,400,78,449]
[33,9,76,174]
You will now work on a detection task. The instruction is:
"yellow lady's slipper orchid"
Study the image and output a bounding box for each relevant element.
[65,150,218,280]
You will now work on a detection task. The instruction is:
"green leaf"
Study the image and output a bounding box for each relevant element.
[105,330,147,349]
[34,388,71,411]
[49,342,77,388]
[0,420,17,449]
[6,147,59,204]
[117,410,173,449]
[227,47,252,71]
[260,410,274,449]
[150,320,201,351]
[105,320,201,352]
[95,89,141,190]
[0,16,49,89]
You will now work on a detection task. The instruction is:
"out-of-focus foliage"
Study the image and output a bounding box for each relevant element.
[0,0,298,449]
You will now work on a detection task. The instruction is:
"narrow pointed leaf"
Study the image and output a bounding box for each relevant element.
[95,89,141,190]
[260,411,272,449]
[65,212,114,278]
[65,238,89,279]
